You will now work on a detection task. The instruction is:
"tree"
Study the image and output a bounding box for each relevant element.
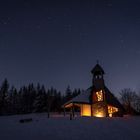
[73,88,81,97]
[134,93,140,113]
[18,84,36,114]
[0,79,83,116]
[8,86,18,114]
[33,84,46,113]
[0,79,9,115]
[119,88,137,114]
[65,85,72,101]
[27,84,37,112]
[46,88,54,118]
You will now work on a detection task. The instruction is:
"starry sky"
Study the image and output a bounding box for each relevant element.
[0,0,140,94]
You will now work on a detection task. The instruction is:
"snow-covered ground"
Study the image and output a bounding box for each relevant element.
[0,113,140,140]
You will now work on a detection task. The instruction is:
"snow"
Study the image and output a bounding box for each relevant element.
[63,89,91,106]
[0,113,140,140]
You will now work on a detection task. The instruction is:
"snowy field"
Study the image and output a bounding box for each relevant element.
[0,113,140,140]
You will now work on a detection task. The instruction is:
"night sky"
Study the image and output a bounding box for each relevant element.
[0,0,140,94]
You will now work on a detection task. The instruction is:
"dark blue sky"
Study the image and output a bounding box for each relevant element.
[0,0,140,94]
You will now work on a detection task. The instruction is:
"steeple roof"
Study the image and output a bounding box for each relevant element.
[91,64,105,75]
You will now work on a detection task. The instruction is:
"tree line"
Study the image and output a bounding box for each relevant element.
[0,79,140,116]
[0,79,81,116]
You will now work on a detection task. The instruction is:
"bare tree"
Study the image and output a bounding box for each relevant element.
[119,88,137,114]
[134,93,140,113]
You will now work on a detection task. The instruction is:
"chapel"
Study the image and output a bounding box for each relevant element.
[63,63,124,117]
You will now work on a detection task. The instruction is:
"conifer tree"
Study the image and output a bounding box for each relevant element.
[33,84,46,113]
[0,79,9,115]
[65,85,72,101]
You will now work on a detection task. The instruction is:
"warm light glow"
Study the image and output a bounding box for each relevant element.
[96,90,103,101]
[108,106,118,117]
[64,103,80,108]
[92,102,106,117]
[94,110,104,117]
[94,113,104,117]
[64,103,73,108]
[81,104,91,116]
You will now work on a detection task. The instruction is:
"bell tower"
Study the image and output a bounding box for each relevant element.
[91,63,105,90]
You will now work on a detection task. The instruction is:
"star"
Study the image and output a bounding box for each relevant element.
[79,32,88,40]
[1,20,7,25]
[64,24,72,32]
[36,25,41,29]
[106,3,113,8]
[0,17,11,25]
[120,39,124,43]
[47,16,52,20]
[135,50,140,55]
[124,63,129,68]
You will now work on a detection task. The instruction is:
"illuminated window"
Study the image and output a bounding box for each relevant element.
[108,106,118,117]
[96,90,103,101]
[81,104,91,116]
[92,103,106,117]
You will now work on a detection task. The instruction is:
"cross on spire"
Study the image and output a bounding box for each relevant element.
[96,60,99,64]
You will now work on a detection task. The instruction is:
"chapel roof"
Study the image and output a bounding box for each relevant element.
[63,86,124,111]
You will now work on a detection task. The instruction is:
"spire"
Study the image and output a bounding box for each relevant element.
[96,60,99,64]
[91,63,105,75]
[91,63,105,89]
